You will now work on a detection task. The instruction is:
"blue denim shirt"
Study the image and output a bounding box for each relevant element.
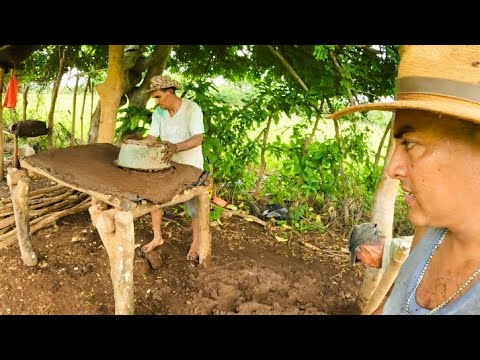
[384,227,480,315]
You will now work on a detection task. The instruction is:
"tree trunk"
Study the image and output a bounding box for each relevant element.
[333,118,349,224]
[22,84,29,121]
[374,118,392,169]
[128,45,172,108]
[254,116,272,200]
[96,45,125,144]
[87,101,101,144]
[88,45,172,143]
[6,169,38,266]
[267,45,308,92]
[303,101,324,151]
[47,48,66,149]
[329,49,356,106]
[90,80,94,125]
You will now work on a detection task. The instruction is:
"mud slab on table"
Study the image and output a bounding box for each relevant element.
[22,143,203,205]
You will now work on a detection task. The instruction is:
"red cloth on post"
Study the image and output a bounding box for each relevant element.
[3,72,18,108]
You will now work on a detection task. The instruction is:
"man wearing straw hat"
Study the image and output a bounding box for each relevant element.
[329,46,480,314]
[141,75,205,261]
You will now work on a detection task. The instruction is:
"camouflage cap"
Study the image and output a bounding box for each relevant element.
[142,75,182,93]
[348,223,383,266]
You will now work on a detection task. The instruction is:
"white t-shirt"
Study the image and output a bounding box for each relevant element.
[149,98,205,170]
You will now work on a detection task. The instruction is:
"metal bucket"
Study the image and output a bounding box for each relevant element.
[115,139,171,171]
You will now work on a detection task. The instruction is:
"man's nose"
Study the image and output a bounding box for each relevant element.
[386,143,408,179]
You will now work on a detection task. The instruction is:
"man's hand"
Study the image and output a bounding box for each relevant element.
[162,141,178,162]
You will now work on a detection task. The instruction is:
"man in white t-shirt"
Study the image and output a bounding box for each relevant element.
[349,223,419,270]
[141,75,205,261]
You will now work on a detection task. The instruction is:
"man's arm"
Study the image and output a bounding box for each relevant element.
[174,134,203,152]
[162,134,203,162]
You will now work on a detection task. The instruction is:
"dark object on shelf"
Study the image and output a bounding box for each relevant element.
[8,120,48,138]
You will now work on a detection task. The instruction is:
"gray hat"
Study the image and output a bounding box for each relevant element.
[348,223,383,266]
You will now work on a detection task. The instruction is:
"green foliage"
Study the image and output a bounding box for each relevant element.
[11,44,408,235]
[260,119,382,231]
[21,45,108,86]
[115,106,153,141]
[209,205,223,222]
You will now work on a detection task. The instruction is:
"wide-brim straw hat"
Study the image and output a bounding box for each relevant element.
[142,75,182,94]
[328,46,480,124]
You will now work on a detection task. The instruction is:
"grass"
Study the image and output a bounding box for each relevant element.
[3,88,99,144]
[250,110,393,172]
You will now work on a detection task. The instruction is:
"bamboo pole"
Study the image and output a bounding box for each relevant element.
[90,80,94,126]
[71,74,79,146]
[47,48,66,149]
[79,77,90,144]
[0,198,91,249]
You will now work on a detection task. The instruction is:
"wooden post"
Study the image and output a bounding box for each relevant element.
[362,240,411,315]
[355,267,383,312]
[89,197,135,315]
[0,66,5,180]
[6,168,38,266]
[79,77,90,144]
[356,119,399,312]
[22,84,29,121]
[197,191,211,268]
[47,48,66,149]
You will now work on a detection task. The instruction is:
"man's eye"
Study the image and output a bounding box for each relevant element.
[402,140,416,150]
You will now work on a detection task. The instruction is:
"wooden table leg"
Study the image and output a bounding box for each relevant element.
[197,190,211,268]
[89,197,135,315]
[6,168,38,266]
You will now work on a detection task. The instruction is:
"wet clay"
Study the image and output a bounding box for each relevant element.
[23,143,203,204]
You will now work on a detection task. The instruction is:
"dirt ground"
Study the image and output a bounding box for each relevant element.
[0,176,365,315]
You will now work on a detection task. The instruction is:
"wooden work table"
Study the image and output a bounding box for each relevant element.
[6,144,212,315]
